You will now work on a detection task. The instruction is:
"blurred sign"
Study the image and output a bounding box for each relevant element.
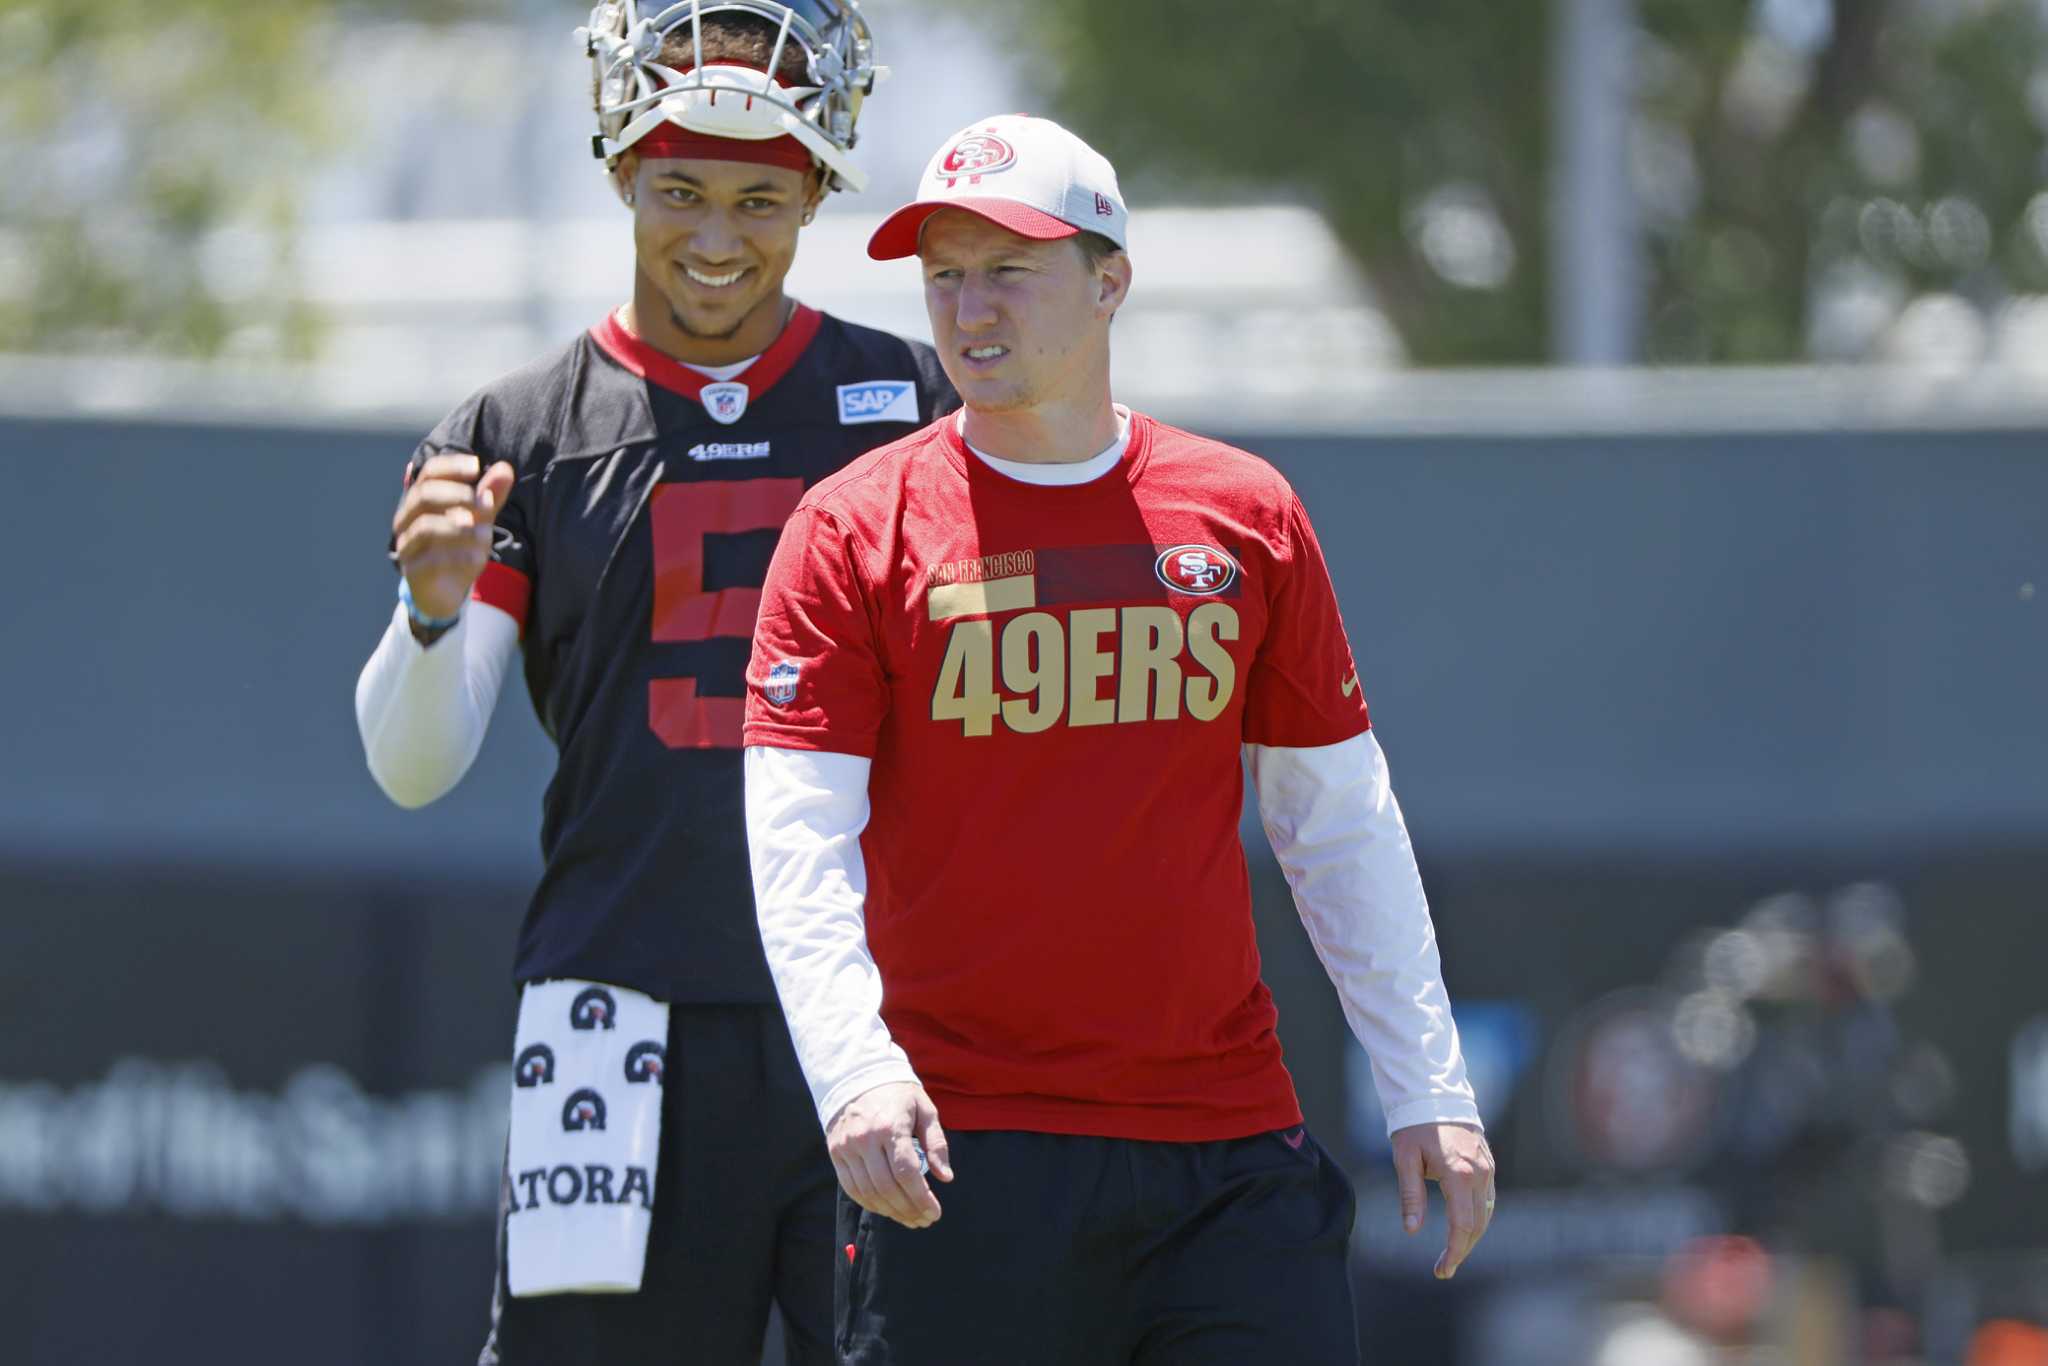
[2012,1017,2048,1175]
[0,1059,504,1223]
[1549,989,1721,1175]
[0,866,515,1366]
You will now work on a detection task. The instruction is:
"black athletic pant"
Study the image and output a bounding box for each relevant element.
[837,1126,1361,1365]
[481,1003,836,1366]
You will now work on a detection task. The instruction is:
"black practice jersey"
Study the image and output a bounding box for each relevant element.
[403,305,957,1002]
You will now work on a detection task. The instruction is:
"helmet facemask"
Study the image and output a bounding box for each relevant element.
[580,0,880,193]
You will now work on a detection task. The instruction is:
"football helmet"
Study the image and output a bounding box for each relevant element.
[579,0,880,192]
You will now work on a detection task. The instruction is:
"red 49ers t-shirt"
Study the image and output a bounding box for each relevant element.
[743,412,1371,1141]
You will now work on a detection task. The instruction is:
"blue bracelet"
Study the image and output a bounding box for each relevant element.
[398,577,464,631]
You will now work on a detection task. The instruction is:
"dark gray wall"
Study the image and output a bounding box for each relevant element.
[2,415,2041,872]
[2,412,2042,1365]
[1259,428,2047,854]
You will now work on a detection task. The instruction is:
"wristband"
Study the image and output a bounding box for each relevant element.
[398,577,464,632]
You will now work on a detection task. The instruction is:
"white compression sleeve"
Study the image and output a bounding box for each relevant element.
[1247,731,1482,1135]
[353,600,520,808]
[744,745,919,1129]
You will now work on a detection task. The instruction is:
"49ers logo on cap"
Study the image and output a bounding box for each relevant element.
[1155,544,1239,595]
[939,132,1016,187]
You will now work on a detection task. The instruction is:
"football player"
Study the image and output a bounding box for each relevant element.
[353,4,954,1363]
[743,115,1493,1363]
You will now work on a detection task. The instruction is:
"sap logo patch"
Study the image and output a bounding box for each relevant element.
[837,380,918,426]
[765,660,801,707]
[570,985,617,1031]
[689,440,770,462]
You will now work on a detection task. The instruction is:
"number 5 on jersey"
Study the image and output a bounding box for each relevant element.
[648,478,804,749]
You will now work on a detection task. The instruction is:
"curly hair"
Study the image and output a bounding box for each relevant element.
[595,10,811,113]
[661,11,813,84]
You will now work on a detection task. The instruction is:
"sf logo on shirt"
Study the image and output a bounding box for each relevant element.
[926,545,1242,737]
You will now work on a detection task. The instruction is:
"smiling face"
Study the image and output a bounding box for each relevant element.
[624,154,823,362]
[918,208,1130,418]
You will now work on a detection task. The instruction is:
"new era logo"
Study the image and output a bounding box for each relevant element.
[837,380,918,426]
[1094,192,1115,217]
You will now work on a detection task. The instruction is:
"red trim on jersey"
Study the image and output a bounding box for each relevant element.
[867,198,1080,260]
[470,561,531,633]
[590,304,823,404]
[634,124,814,173]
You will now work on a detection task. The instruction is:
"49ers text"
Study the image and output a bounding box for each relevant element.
[931,604,1239,736]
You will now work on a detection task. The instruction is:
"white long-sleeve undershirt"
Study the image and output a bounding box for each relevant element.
[1246,733,1479,1134]
[743,748,919,1126]
[745,732,1481,1136]
[353,601,521,807]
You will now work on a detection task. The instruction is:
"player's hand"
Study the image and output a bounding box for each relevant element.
[1391,1121,1495,1279]
[392,454,516,627]
[825,1081,953,1230]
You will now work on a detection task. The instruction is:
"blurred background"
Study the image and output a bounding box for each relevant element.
[1,0,2044,1363]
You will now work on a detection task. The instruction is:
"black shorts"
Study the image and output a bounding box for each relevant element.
[837,1126,1360,1366]
[481,1003,837,1366]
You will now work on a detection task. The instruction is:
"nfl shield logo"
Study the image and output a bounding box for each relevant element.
[765,660,801,707]
[702,382,749,425]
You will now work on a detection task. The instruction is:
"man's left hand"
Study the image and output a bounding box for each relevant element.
[1390,1121,1495,1279]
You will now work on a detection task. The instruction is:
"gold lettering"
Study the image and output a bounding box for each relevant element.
[1067,608,1118,728]
[1000,612,1066,733]
[1184,603,1239,722]
[931,621,999,736]
[927,549,1038,591]
[1117,607,1184,723]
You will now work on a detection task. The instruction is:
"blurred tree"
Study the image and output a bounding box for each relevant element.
[963,0,2048,365]
[0,0,473,359]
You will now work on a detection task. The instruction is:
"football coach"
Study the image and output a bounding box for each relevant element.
[740,114,1495,1364]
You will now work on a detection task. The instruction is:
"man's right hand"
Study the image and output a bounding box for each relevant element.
[392,454,516,633]
[826,1081,953,1230]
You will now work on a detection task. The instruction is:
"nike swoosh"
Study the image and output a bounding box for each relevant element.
[1341,673,1360,697]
